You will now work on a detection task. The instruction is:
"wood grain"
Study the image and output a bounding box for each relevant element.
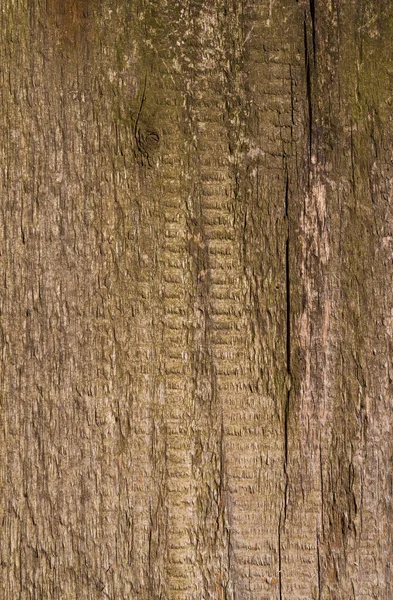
[1,1,393,598]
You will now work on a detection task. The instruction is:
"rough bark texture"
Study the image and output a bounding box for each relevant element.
[1,1,393,599]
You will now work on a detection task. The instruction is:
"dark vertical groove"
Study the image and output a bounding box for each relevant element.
[304,15,313,162]
[310,0,316,64]
[285,173,290,373]
[284,171,290,521]
[217,413,225,535]
[350,122,356,195]
[317,532,322,599]
[278,510,283,600]
[319,435,325,537]
[289,64,295,126]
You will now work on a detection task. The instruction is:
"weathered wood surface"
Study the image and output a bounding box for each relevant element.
[1,1,393,598]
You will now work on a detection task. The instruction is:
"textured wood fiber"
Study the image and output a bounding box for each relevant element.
[1,0,393,599]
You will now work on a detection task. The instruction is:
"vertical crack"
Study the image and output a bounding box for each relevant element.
[285,172,290,373]
[317,531,322,599]
[310,0,316,65]
[278,509,283,600]
[304,15,313,164]
[289,64,295,127]
[319,434,325,538]
[284,171,290,521]
[279,171,291,597]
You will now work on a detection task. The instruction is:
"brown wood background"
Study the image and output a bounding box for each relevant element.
[1,1,393,598]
